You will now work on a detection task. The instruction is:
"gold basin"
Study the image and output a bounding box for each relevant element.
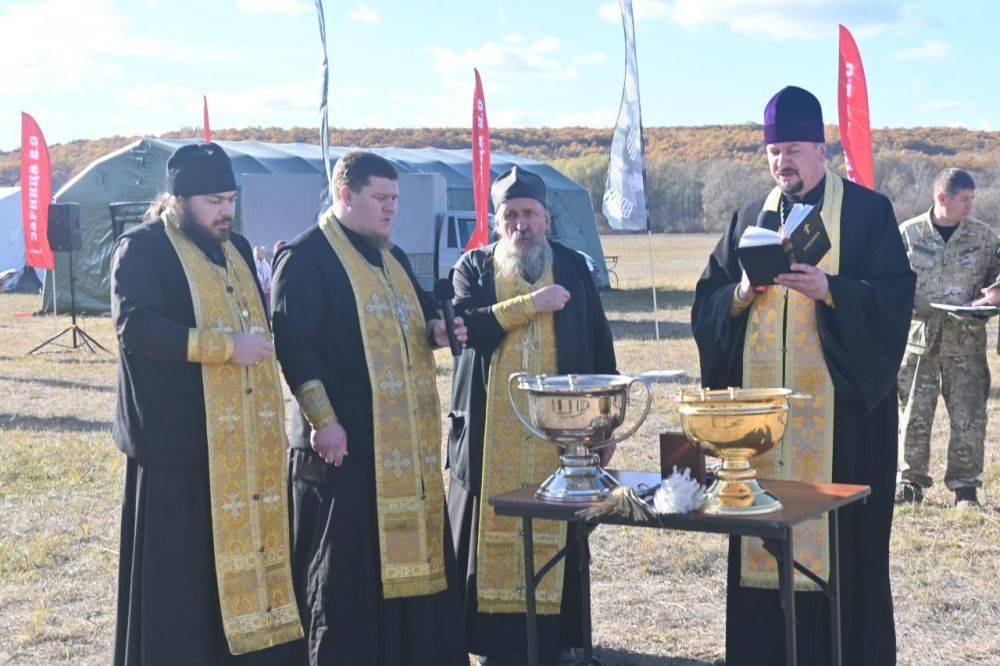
[676,387,807,515]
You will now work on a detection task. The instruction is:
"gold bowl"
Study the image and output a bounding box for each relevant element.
[678,387,807,515]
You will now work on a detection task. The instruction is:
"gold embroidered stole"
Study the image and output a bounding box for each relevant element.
[740,171,843,591]
[162,219,302,654]
[476,260,565,614]
[318,212,447,598]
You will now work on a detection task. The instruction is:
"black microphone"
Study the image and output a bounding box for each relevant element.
[433,278,462,357]
[757,208,781,231]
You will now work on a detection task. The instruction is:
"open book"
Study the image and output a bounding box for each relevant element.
[737,204,831,286]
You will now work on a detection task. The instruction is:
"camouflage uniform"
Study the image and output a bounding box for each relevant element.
[898,206,1000,490]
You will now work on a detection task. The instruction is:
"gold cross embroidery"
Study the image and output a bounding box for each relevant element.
[258,403,276,427]
[378,370,405,399]
[496,457,518,480]
[366,293,391,321]
[423,449,439,468]
[222,493,245,519]
[384,448,412,479]
[212,316,234,334]
[218,405,240,432]
[262,488,281,509]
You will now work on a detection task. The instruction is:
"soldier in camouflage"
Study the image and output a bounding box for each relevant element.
[897,168,998,509]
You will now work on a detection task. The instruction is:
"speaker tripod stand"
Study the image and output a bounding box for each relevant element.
[29,251,109,355]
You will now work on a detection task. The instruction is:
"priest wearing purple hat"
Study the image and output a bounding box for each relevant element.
[691,86,915,665]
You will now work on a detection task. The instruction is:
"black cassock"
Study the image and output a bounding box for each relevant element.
[691,176,915,666]
[447,241,616,661]
[271,222,466,666]
[110,220,294,665]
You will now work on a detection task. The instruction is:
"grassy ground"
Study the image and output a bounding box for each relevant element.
[1,233,998,664]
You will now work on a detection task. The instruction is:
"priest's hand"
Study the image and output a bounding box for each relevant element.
[531,285,571,313]
[231,333,274,367]
[969,287,1000,307]
[432,317,468,348]
[598,443,616,467]
[736,270,758,301]
[312,422,348,466]
[775,263,829,301]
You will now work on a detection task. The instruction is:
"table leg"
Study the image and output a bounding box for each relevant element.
[523,516,538,666]
[778,527,797,666]
[578,525,593,663]
[829,509,842,666]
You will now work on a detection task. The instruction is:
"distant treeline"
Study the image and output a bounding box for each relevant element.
[0,125,997,229]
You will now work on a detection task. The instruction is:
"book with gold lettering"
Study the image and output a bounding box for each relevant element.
[737,204,831,286]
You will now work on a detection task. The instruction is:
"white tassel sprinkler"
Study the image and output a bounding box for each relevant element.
[652,466,707,514]
[575,467,707,521]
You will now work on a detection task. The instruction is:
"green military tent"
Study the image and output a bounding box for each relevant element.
[44,139,609,313]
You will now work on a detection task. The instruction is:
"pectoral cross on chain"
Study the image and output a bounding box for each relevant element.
[515,331,540,367]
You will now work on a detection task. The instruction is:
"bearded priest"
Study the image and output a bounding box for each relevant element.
[446,166,618,665]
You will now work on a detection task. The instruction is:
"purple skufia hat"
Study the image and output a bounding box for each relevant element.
[763,86,825,144]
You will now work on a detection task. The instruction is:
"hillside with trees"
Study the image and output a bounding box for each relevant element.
[1,125,997,231]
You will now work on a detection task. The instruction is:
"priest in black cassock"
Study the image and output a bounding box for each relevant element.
[271,151,468,665]
[446,167,617,665]
[691,86,915,665]
[111,143,303,665]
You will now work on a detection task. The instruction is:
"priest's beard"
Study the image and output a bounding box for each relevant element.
[777,168,805,198]
[355,228,393,251]
[495,229,552,283]
[175,200,232,246]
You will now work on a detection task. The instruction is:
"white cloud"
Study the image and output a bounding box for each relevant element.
[600,0,917,41]
[894,40,951,60]
[234,0,310,13]
[498,8,509,23]
[428,38,578,86]
[599,0,671,24]
[347,3,380,23]
[918,100,975,113]
[905,77,925,94]
[0,0,233,96]
[122,82,319,128]
[570,52,608,66]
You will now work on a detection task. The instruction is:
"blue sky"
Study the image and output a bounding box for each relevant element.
[0,0,996,151]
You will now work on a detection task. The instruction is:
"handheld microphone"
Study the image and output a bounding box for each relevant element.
[757,209,781,231]
[433,278,462,357]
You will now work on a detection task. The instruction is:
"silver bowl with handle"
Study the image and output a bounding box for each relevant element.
[508,373,653,502]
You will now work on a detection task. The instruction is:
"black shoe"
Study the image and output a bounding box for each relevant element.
[955,487,980,509]
[895,482,923,504]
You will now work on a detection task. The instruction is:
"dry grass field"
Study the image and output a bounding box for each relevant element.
[1,233,998,664]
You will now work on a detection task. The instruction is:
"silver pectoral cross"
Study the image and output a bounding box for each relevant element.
[515,331,540,367]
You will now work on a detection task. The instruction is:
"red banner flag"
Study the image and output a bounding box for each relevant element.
[20,112,53,270]
[467,68,491,251]
[203,95,211,142]
[838,24,874,190]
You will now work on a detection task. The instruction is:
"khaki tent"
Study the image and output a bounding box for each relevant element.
[44,139,609,313]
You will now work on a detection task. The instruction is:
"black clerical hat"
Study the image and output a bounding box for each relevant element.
[167,142,237,197]
[763,86,825,144]
[490,166,547,210]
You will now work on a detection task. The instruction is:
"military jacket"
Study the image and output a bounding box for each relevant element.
[900,206,1000,355]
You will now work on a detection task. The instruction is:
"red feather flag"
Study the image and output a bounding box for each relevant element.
[20,112,53,270]
[838,24,874,190]
[203,95,211,142]
[467,68,491,251]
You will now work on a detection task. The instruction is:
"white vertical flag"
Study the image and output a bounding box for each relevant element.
[603,0,647,231]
